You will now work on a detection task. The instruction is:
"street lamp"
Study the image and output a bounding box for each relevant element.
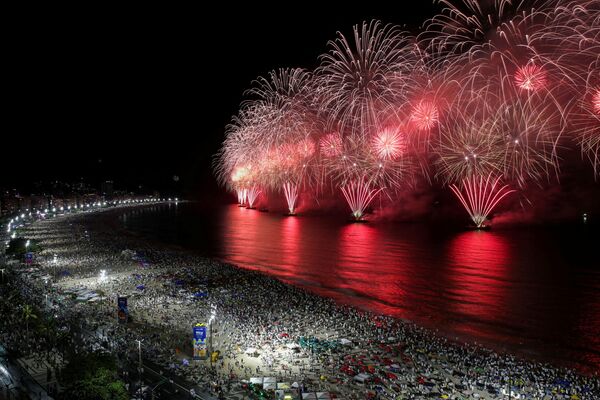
[136,339,143,400]
[209,305,217,364]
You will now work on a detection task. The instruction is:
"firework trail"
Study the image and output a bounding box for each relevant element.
[319,132,343,158]
[450,174,516,228]
[316,20,419,138]
[434,90,505,184]
[246,186,261,209]
[341,176,385,220]
[283,182,299,215]
[237,189,246,206]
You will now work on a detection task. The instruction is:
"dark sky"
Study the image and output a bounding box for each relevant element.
[4,7,439,196]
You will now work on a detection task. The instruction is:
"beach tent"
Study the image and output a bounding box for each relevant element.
[277,382,290,389]
[339,338,352,346]
[263,377,276,384]
[136,284,145,290]
[250,377,262,384]
[317,392,331,399]
[264,382,276,390]
[354,373,371,384]
[193,292,207,298]
[286,343,300,349]
[302,394,317,400]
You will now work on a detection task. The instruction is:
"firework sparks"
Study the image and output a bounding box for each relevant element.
[246,186,261,209]
[283,182,299,215]
[215,5,600,220]
[514,63,548,92]
[411,101,439,131]
[236,189,246,206]
[373,127,405,160]
[319,132,343,158]
[316,20,418,137]
[450,174,516,228]
[435,107,505,185]
[341,177,384,221]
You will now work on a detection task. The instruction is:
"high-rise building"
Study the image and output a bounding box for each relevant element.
[100,181,114,197]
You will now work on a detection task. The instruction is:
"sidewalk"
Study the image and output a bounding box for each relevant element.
[0,354,53,400]
[16,355,62,396]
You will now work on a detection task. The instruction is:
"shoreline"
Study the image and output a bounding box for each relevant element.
[12,206,600,398]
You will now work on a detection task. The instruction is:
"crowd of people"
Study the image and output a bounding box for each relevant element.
[2,207,599,399]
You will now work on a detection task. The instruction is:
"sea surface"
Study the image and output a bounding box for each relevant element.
[115,202,600,373]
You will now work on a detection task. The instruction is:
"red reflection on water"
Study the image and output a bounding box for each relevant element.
[221,206,263,271]
[335,223,412,316]
[446,230,511,338]
[280,216,300,277]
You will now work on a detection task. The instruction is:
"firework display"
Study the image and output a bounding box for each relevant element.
[215,0,600,226]
[450,174,516,228]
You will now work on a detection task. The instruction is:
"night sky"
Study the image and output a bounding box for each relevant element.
[4,7,440,197]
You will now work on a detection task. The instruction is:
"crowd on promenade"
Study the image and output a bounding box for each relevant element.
[1,209,599,399]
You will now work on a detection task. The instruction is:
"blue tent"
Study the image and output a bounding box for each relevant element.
[136,284,146,290]
[554,379,571,388]
[193,292,207,298]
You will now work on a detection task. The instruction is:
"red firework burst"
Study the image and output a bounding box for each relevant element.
[373,127,405,160]
[297,138,316,158]
[594,89,600,115]
[320,133,343,157]
[514,63,547,92]
[411,101,439,131]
